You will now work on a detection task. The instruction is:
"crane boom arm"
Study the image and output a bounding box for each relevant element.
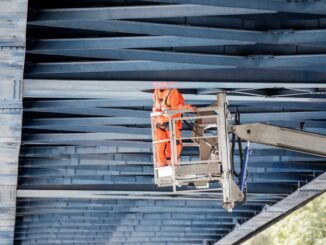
[232,123,326,157]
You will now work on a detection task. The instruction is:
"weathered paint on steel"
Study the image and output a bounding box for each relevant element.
[0,0,27,244]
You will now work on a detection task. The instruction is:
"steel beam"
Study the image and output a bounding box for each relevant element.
[28,19,266,42]
[27,61,226,75]
[37,4,273,21]
[31,37,252,50]
[154,0,326,15]
[28,19,326,45]
[24,80,326,91]
[27,48,326,74]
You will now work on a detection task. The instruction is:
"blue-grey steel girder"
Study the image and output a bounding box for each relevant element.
[22,109,326,121]
[36,4,273,21]
[24,68,326,82]
[23,79,326,92]
[151,0,326,15]
[26,49,326,73]
[31,37,253,50]
[27,18,264,42]
[28,19,326,45]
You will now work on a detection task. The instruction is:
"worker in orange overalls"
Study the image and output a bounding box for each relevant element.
[153,88,196,167]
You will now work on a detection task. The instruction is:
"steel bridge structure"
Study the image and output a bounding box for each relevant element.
[0,1,326,244]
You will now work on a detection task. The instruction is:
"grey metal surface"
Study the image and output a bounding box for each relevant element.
[0,0,27,244]
[153,0,326,15]
[233,123,326,157]
[14,1,326,244]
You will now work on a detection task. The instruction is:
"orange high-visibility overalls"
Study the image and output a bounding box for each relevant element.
[153,88,189,167]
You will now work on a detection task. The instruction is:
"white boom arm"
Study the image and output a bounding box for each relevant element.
[232,123,326,157]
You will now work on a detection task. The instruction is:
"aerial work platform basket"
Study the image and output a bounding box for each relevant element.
[151,94,244,210]
[151,93,326,211]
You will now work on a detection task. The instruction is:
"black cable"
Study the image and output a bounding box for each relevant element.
[230,132,239,177]
[235,110,244,176]
[234,109,248,205]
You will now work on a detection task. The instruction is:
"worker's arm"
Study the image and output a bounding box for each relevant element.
[152,91,156,112]
[152,90,161,112]
[170,91,197,112]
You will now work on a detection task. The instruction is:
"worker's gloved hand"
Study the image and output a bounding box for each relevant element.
[184,105,197,112]
[184,105,194,110]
